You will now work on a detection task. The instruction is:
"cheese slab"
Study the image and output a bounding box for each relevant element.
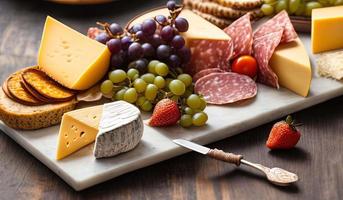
[127,8,232,75]
[311,6,343,53]
[269,38,312,97]
[56,101,143,160]
[38,16,111,90]
[56,105,102,160]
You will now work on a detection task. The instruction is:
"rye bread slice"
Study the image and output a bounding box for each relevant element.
[0,89,77,130]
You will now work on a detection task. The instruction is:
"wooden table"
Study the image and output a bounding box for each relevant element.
[0,0,342,199]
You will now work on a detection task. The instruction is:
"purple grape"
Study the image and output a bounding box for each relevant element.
[135,31,146,41]
[171,35,185,49]
[142,43,155,58]
[106,38,121,54]
[128,60,147,74]
[131,23,142,33]
[177,46,191,63]
[142,19,156,36]
[175,17,189,32]
[110,53,124,68]
[155,15,167,25]
[135,59,148,73]
[168,54,181,68]
[156,44,171,60]
[150,34,163,47]
[109,23,123,35]
[128,42,144,60]
[121,36,132,50]
[160,25,174,42]
[95,32,110,44]
[167,0,176,10]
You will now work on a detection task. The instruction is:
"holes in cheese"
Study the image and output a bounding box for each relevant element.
[38,16,111,90]
[56,105,103,160]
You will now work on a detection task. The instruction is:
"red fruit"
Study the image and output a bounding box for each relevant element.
[266,115,301,150]
[231,55,258,78]
[148,99,181,127]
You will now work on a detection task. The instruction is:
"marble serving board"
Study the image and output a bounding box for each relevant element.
[1,35,343,191]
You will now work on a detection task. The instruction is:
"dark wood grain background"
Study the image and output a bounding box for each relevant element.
[0,0,342,199]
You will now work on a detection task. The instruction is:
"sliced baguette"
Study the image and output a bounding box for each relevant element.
[0,88,77,130]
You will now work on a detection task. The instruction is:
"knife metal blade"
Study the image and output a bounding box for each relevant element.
[173,139,210,155]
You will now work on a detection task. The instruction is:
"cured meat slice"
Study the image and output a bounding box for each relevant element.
[194,72,257,104]
[253,10,297,43]
[253,29,283,88]
[193,68,225,82]
[185,39,233,75]
[223,13,253,59]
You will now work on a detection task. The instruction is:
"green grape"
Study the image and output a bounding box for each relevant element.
[100,80,113,94]
[305,2,322,16]
[127,68,139,80]
[275,0,288,13]
[199,98,207,111]
[177,74,192,87]
[295,0,306,16]
[141,100,153,112]
[261,4,275,15]
[134,78,147,93]
[136,96,146,106]
[184,107,194,115]
[289,0,301,14]
[145,84,158,101]
[141,73,155,84]
[123,88,138,103]
[148,60,159,74]
[186,94,201,109]
[169,80,186,95]
[109,69,127,83]
[192,112,208,126]
[180,114,193,128]
[154,76,166,89]
[115,88,127,100]
[155,62,169,77]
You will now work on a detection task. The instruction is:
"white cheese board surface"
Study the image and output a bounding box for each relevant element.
[1,35,343,191]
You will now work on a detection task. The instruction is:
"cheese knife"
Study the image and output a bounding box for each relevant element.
[173,139,298,186]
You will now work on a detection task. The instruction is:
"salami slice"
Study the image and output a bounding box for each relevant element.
[185,39,233,75]
[193,68,225,82]
[223,13,253,59]
[253,10,297,43]
[194,72,257,104]
[253,29,283,88]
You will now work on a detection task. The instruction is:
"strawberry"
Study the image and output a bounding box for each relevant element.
[266,115,301,150]
[148,99,181,127]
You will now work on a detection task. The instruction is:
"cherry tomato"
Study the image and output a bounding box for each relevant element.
[231,55,257,78]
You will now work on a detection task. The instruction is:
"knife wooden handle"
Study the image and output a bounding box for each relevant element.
[207,148,243,166]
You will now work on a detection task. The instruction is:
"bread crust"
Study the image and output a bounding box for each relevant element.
[0,88,77,130]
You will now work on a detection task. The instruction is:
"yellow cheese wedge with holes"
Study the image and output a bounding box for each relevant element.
[38,16,110,90]
[56,105,102,160]
[269,39,312,97]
